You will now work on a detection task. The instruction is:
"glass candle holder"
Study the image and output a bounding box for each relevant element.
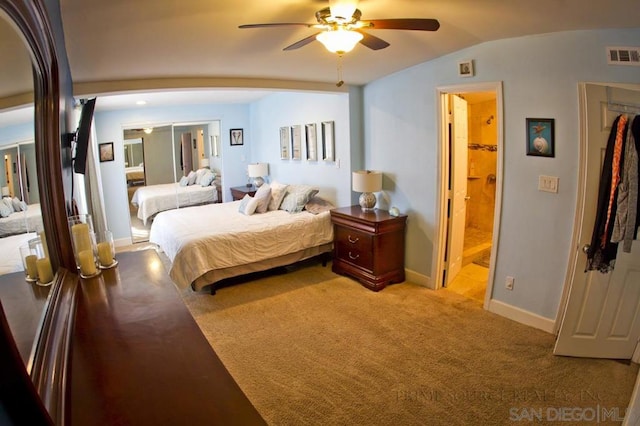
[19,244,38,282]
[68,214,101,278]
[29,237,54,286]
[97,230,117,269]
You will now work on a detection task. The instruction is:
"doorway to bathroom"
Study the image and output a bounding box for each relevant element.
[433,82,503,307]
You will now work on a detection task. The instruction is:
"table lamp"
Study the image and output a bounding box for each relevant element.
[352,170,382,211]
[200,158,210,169]
[247,163,268,187]
[1,186,9,197]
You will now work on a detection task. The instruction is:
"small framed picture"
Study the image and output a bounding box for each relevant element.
[526,118,555,157]
[99,142,114,162]
[279,126,290,159]
[230,128,243,146]
[458,60,474,77]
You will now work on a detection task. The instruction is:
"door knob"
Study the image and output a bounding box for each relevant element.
[582,244,590,254]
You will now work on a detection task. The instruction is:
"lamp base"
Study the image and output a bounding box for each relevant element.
[253,177,265,187]
[359,192,377,211]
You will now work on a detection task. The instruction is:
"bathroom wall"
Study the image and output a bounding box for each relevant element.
[466,99,497,233]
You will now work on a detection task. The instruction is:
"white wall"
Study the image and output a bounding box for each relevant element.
[363,28,640,321]
[249,91,353,207]
[93,102,251,243]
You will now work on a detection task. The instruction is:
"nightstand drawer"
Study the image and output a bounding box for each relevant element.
[335,227,373,270]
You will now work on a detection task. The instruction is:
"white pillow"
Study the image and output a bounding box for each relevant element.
[2,197,14,213]
[253,184,272,213]
[268,182,289,211]
[238,194,258,215]
[187,170,197,185]
[0,203,10,218]
[179,176,189,187]
[280,185,319,213]
[195,168,208,185]
[11,197,23,212]
[200,171,215,187]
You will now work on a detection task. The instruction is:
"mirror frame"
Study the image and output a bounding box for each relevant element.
[0,0,75,271]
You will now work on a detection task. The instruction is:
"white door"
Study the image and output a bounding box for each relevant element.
[554,84,640,358]
[446,94,469,284]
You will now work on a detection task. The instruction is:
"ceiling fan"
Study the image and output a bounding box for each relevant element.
[239,0,440,55]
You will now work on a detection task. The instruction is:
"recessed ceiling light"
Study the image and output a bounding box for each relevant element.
[136,100,147,105]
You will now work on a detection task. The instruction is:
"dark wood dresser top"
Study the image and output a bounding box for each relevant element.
[70,249,265,425]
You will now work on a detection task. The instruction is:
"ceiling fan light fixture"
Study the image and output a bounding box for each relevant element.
[329,0,358,21]
[143,127,153,134]
[317,28,363,54]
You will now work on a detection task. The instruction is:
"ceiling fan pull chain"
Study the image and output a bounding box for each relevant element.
[336,54,344,87]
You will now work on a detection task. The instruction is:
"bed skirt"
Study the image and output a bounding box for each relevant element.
[190,242,333,292]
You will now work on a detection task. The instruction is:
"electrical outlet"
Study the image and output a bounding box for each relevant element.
[505,276,514,290]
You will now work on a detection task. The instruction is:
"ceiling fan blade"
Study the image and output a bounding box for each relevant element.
[239,23,313,29]
[357,31,390,50]
[362,18,440,31]
[283,33,322,51]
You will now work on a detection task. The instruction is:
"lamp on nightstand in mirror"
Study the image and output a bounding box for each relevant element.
[248,163,268,187]
[352,170,382,211]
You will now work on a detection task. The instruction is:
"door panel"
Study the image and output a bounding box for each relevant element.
[446,95,469,284]
[554,84,640,358]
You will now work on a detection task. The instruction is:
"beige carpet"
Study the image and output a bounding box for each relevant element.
[178,260,638,426]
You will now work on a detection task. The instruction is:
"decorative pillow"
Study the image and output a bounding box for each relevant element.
[280,185,320,213]
[2,197,14,213]
[11,197,23,212]
[267,181,289,211]
[253,184,272,213]
[187,170,197,185]
[200,171,215,187]
[19,201,27,211]
[195,168,208,185]
[179,176,189,187]
[238,194,258,216]
[305,196,335,214]
[0,203,10,218]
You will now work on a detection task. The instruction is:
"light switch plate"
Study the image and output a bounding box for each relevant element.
[538,175,559,193]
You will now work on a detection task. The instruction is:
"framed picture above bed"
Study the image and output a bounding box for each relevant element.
[291,125,302,160]
[321,121,335,162]
[99,142,114,162]
[305,123,318,161]
[280,126,290,159]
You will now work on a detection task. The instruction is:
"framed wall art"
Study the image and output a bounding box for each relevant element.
[458,60,474,77]
[291,125,302,160]
[230,128,243,146]
[526,118,555,157]
[321,121,335,162]
[305,123,317,161]
[99,142,114,162]
[279,126,290,159]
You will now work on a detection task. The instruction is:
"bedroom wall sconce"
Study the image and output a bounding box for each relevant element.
[200,158,210,169]
[248,163,269,187]
[352,170,382,211]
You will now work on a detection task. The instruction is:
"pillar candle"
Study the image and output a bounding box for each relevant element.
[39,231,50,259]
[25,254,38,279]
[97,241,113,266]
[72,223,92,254]
[36,257,53,284]
[78,249,97,276]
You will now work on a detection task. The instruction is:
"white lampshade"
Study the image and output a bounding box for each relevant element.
[247,163,268,178]
[1,186,9,197]
[200,158,210,168]
[352,170,382,193]
[316,28,363,54]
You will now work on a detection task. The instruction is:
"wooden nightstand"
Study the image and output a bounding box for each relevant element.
[230,185,256,201]
[330,206,407,291]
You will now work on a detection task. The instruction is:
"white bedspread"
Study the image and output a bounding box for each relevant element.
[0,204,43,237]
[149,201,333,289]
[0,232,38,275]
[131,183,218,225]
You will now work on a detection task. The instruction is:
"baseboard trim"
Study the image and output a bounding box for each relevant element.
[488,299,555,333]
[405,268,431,289]
[114,237,133,248]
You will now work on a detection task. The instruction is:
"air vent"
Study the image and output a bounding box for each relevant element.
[607,46,640,66]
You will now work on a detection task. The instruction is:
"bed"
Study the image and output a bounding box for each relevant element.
[0,204,43,237]
[125,165,145,185]
[131,182,219,225]
[149,199,334,292]
[0,232,38,275]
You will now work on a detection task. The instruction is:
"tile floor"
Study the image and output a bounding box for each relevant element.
[446,226,492,303]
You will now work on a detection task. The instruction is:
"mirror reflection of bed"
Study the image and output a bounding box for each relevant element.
[124,120,222,244]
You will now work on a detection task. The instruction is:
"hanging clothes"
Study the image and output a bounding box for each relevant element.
[612,114,639,253]
[586,114,628,273]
